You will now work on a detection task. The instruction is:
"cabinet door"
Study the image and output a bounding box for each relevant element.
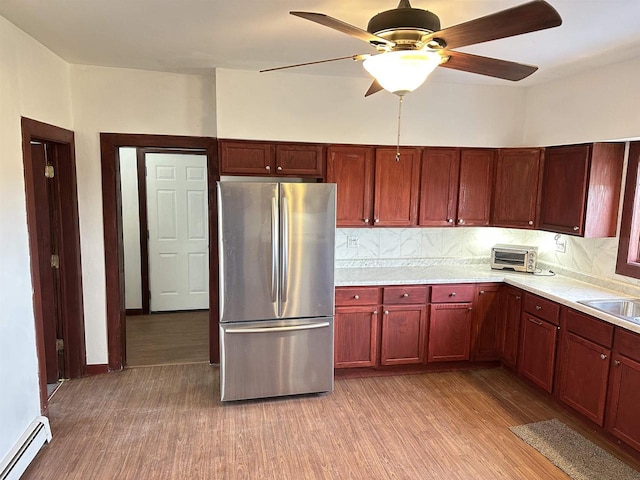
[499,287,522,368]
[275,144,324,177]
[558,332,610,426]
[373,148,421,226]
[219,140,273,175]
[419,148,459,226]
[492,148,541,229]
[607,353,640,451]
[538,145,590,235]
[428,303,473,362]
[381,305,427,366]
[334,306,379,368]
[456,149,495,226]
[518,314,558,392]
[327,146,374,227]
[473,284,500,361]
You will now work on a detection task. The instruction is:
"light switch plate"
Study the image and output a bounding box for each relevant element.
[347,236,359,248]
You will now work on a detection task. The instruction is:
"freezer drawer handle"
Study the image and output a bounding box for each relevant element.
[226,322,330,334]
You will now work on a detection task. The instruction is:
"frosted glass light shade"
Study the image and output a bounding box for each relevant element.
[363,50,441,95]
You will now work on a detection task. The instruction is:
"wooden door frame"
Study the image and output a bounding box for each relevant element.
[100,133,219,371]
[21,117,86,414]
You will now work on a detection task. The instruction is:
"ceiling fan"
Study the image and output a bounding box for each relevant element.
[261,0,563,96]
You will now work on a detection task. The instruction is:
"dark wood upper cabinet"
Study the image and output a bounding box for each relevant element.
[538,143,624,237]
[219,140,323,177]
[374,148,422,226]
[457,149,495,226]
[492,148,542,229]
[419,148,459,226]
[419,148,494,227]
[275,144,324,177]
[326,145,374,227]
[219,140,273,175]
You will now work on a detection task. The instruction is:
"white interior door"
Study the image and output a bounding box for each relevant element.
[146,153,209,312]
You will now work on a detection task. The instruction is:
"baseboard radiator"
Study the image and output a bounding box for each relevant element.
[0,416,52,480]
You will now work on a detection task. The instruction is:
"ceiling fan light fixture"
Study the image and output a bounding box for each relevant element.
[363,50,441,95]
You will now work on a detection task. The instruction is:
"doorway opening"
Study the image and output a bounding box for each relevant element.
[119,147,210,366]
[100,134,219,371]
[21,117,86,414]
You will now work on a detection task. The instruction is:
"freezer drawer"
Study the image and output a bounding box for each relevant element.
[220,317,334,402]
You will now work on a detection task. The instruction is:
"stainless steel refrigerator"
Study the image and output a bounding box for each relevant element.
[217,181,336,402]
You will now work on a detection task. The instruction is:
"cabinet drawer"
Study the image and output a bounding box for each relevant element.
[383,286,429,305]
[431,284,474,303]
[335,287,380,306]
[565,308,614,347]
[524,294,560,325]
[614,327,640,362]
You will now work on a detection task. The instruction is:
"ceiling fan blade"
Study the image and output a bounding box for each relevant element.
[424,0,562,50]
[364,79,384,97]
[440,50,538,81]
[290,11,395,47]
[260,54,369,73]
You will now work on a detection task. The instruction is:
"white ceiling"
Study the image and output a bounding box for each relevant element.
[2,0,640,86]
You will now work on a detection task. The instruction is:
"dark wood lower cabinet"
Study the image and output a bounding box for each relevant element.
[518,313,558,393]
[428,303,473,362]
[380,305,427,366]
[472,284,500,361]
[557,332,610,426]
[499,287,522,368]
[607,353,640,451]
[334,306,379,368]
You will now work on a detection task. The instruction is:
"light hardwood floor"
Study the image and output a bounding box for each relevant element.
[125,311,209,366]
[24,366,640,479]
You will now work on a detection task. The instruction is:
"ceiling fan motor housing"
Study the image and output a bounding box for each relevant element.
[367,7,441,41]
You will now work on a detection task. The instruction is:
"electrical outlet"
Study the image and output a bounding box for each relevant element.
[555,238,567,253]
[347,236,359,248]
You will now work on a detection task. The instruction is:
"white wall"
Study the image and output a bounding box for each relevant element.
[524,56,640,146]
[119,148,143,310]
[0,15,73,462]
[69,65,217,363]
[215,69,527,147]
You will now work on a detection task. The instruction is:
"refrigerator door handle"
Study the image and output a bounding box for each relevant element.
[281,195,290,304]
[225,322,330,334]
[271,197,278,304]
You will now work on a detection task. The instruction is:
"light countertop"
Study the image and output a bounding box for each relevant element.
[335,264,640,334]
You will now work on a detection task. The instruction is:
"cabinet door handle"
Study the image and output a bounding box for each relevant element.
[458,219,464,225]
[402,293,409,297]
[372,310,378,315]
[600,353,608,360]
[528,220,534,225]
[374,218,380,223]
[528,318,543,326]
[535,305,542,310]
[573,226,579,231]
[384,310,389,315]
[614,360,621,366]
[468,307,473,311]
[447,218,454,224]
[364,218,369,223]
[479,290,485,295]
[354,295,360,300]
[515,296,521,300]
[277,166,283,171]
[265,165,271,171]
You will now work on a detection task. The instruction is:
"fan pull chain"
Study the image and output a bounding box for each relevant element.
[395,95,404,161]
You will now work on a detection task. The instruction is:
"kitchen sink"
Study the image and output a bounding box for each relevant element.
[578,298,640,324]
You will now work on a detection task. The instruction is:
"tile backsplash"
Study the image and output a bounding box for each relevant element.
[336,227,640,293]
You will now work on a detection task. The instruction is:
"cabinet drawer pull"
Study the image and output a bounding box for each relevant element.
[354,295,360,300]
[450,292,456,297]
[535,305,542,310]
[384,310,389,315]
[614,360,621,366]
[600,353,608,360]
[402,293,409,297]
[528,318,543,326]
[479,290,485,295]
